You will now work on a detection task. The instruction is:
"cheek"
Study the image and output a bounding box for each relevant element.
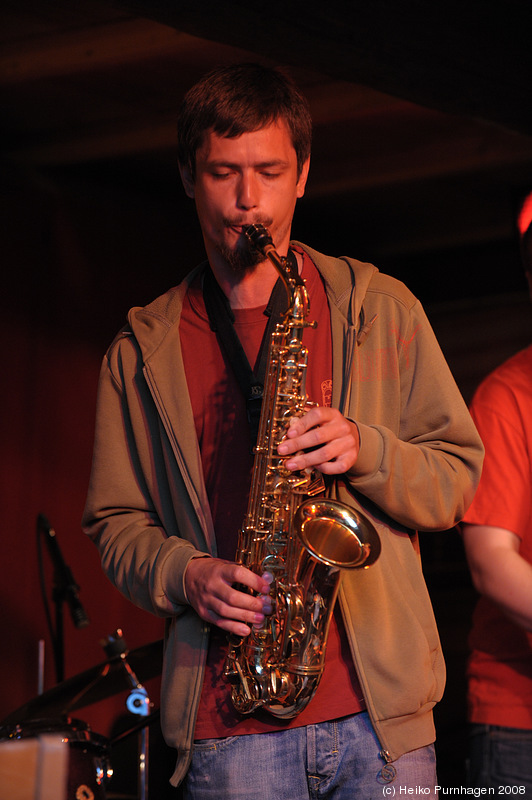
[195,192,222,228]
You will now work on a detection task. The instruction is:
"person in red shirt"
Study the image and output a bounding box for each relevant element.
[462,190,532,791]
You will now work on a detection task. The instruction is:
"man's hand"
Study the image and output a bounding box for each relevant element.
[184,557,272,636]
[277,407,360,474]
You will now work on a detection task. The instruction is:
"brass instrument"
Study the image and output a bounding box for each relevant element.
[223,223,380,718]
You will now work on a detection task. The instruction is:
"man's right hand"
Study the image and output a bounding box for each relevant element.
[184,557,272,636]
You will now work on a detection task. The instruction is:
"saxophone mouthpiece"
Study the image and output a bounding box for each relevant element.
[243,223,273,254]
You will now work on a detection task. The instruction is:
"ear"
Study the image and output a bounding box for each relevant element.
[179,163,195,199]
[296,157,311,199]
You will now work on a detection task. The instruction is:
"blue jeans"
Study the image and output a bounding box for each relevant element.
[183,712,438,799]
[469,723,532,792]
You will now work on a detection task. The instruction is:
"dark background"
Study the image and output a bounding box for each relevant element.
[2,1,532,795]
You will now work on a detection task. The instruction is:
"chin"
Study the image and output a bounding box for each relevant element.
[219,242,263,275]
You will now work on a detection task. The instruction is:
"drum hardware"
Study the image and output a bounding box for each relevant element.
[1,634,163,800]
[0,638,163,726]
[0,716,111,800]
[107,711,164,800]
[109,709,160,748]
[102,630,151,800]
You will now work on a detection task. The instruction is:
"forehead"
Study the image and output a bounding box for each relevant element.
[196,120,297,164]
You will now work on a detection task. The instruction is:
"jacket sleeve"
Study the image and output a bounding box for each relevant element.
[82,333,209,618]
[345,295,484,532]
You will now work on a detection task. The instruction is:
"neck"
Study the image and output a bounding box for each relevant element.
[210,251,302,309]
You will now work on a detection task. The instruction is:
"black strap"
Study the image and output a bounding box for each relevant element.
[202,254,297,446]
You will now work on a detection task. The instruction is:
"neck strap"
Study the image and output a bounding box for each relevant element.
[202,253,297,446]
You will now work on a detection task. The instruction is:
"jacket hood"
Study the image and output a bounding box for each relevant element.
[126,262,204,362]
[293,241,378,329]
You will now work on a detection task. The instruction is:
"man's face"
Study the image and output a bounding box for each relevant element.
[180,120,310,274]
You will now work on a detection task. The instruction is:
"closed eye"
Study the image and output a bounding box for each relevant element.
[210,170,233,179]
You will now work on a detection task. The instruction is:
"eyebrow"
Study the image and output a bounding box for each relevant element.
[206,158,291,170]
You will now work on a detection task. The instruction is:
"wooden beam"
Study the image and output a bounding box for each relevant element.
[0,18,256,83]
[115,0,532,136]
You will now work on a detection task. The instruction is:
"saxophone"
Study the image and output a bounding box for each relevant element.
[223,223,381,719]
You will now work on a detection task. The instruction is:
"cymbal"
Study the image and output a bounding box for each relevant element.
[0,639,163,727]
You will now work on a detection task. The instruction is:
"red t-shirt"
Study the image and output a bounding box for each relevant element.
[462,344,532,728]
[180,249,365,738]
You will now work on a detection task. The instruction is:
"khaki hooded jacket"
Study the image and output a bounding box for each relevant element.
[82,243,484,786]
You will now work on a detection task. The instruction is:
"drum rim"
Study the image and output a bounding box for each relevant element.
[0,715,109,749]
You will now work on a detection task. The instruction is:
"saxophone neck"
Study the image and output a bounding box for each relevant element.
[243,223,306,317]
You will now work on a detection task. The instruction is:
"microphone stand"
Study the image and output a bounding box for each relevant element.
[52,582,66,684]
[37,513,89,684]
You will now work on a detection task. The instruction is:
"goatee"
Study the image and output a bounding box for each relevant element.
[218,240,262,275]
[220,218,274,275]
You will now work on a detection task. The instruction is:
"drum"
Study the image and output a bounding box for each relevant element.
[0,717,111,800]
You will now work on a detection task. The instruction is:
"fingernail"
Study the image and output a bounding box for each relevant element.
[253,612,265,624]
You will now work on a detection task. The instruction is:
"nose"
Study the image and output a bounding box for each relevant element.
[236,171,259,210]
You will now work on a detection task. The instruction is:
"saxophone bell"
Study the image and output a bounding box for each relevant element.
[294,498,381,571]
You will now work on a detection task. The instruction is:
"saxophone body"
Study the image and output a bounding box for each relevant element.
[223,223,380,719]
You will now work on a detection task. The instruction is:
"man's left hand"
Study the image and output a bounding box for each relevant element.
[277,407,360,475]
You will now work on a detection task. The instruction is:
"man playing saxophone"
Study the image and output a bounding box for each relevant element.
[83,63,484,798]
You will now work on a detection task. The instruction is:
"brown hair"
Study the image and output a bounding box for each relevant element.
[177,63,312,180]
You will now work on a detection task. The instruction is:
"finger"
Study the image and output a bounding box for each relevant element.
[209,568,272,616]
[185,559,269,626]
[209,601,267,630]
[315,446,359,474]
[279,419,342,457]
[283,439,339,471]
[230,564,272,596]
[206,589,268,634]
[278,425,323,456]
[284,434,359,474]
[205,609,256,637]
[285,406,328,438]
